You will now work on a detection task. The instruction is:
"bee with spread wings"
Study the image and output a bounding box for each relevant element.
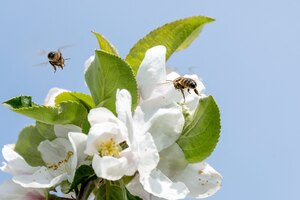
[36,45,71,73]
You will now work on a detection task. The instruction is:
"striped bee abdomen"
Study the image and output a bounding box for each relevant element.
[172,77,200,103]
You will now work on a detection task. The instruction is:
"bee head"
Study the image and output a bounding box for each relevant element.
[47,51,56,60]
[190,81,197,89]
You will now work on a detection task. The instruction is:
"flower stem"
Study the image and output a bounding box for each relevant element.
[77,180,96,200]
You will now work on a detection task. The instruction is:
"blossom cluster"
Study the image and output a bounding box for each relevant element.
[1,16,222,200]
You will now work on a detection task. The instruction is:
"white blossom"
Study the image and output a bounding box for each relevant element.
[127,144,222,200]
[0,180,45,200]
[136,45,205,114]
[1,144,40,176]
[85,89,159,181]
[126,46,222,199]
[0,145,46,199]
[11,127,87,188]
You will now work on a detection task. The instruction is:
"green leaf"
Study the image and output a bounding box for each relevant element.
[81,119,91,134]
[68,165,96,192]
[125,16,214,75]
[35,121,56,140]
[85,50,138,114]
[177,96,221,163]
[3,96,35,108]
[14,122,56,166]
[92,31,119,56]
[96,180,128,200]
[55,92,95,110]
[3,96,88,126]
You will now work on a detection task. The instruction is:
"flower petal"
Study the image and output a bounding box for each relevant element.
[119,148,138,176]
[85,122,127,156]
[0,180,45,200]
[54,124,82,138]
[92,155,131,180]
[44,87,68,107]
[126,175,151,200]
[157,143,188,178]
[68,132,88,182]
[138,90,179,120]
[88,107,125,128]
[38,138,72,164]
[13,166,67,188]
[174,162,222,198]
[116,89,132,122]
[116,89,134,143]
[145,107,184,151]
[140,169,189,199]
[136,132,159,176]
[136,45,167,100]
[1,144,40,176]
[68,132,88,166]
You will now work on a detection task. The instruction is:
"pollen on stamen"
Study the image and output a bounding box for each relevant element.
[98,138,122,157]
[47,151,74,171]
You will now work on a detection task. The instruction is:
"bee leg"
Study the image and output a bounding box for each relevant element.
[49,61,57,73]
[194,89,200,96]
[180,89,186,103]
[187,88,191,94]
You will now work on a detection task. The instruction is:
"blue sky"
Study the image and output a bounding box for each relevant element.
[1,0,300,199]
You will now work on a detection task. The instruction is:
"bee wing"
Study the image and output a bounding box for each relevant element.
[188,66,198,74]
[38,49,48,56]
[166,66,178,74]
[58,44,73,51]
[157,80,173,85]
[38,44,73,55]
[32,61,49,67]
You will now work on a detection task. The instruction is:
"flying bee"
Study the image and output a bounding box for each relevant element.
[36,45,71,73]
[47,48,72,73]
[47,50,69,72]
[167,77,200,103]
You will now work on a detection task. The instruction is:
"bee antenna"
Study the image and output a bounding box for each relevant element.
[166,80,173,82]
[65,58,71,60]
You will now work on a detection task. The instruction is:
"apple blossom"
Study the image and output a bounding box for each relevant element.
[12,129,87,188]
[1,16,222,199]
[136,45,205,114]
[127,144,222,200]
[125,46,222,199]
[85,89,159,181]
[1,144,40,177]
[0,180,45,200]
[0,145,46,199]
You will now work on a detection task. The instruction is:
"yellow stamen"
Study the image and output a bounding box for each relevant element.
[47,151,73,170]
[99,138,122,157]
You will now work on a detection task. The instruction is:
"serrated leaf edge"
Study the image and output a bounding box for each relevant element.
[55,91,95,108]
[126,15,214,55]
[92,31,120,56]
[94,49,139,110]
[177,96,221,162]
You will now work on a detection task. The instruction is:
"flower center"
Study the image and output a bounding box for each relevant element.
[99,138,122,157]
[47,151,73,170]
